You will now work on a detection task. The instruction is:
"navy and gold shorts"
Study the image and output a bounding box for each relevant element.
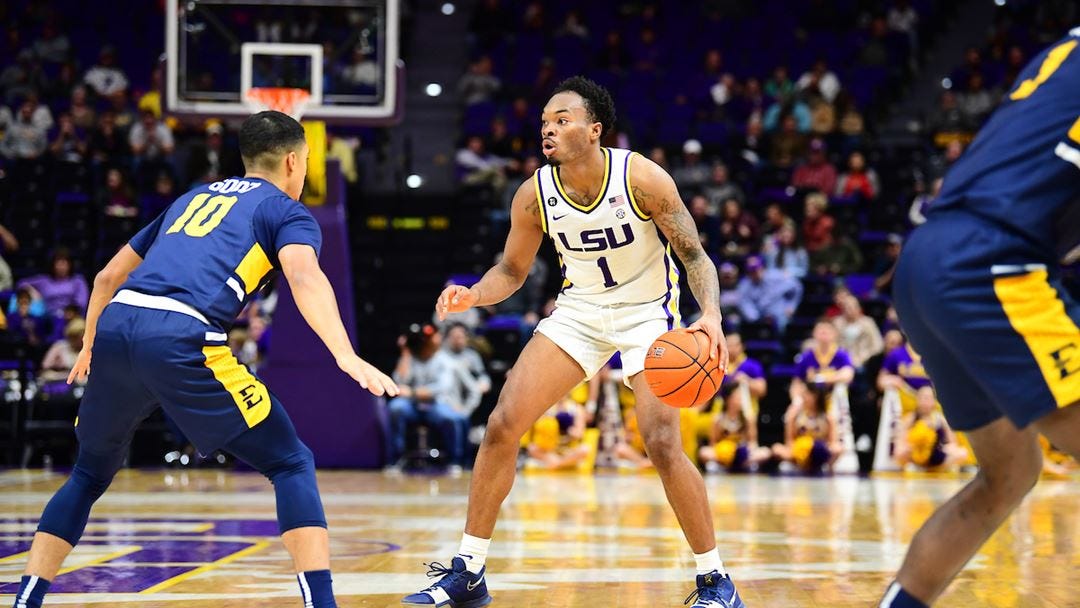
[894,211,1080,431]
[75,303,275,455]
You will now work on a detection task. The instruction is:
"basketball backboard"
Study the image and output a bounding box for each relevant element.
[165,0,400,123]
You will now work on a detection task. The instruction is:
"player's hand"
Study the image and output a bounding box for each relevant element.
[435,285,478,321]
[688,309,727,370]
[337,354,399,397]
[67,348,91,385]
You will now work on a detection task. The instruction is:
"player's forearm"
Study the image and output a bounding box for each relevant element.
[83,270,129,348]
[684,253,722,315]
[289,269,354,361]
[469,262,525,307]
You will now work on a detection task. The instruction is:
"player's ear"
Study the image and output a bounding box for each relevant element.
[591,122,602,142]
[284,150,298,174]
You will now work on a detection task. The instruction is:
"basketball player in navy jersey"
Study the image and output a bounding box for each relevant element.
[880,28,1080,607]
[403,77,745,608]
[10,111,397,608]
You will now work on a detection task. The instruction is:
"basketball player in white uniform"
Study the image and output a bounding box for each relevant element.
[403,77,746,608]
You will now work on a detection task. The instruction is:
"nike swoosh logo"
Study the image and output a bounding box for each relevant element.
[466,576,484,591]
[551,214,567,221]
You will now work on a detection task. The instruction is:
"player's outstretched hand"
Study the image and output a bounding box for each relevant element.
[688,310,728,371]
[67,348,92,385]
[337,354,399,397]
[435,284,477,321]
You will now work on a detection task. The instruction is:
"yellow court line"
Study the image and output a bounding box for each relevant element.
[0,551,29,564]
[139,540,271,594]
[57,546,143,576]
[191,523,215,533]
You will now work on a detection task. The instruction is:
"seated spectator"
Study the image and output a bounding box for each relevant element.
[22,91,55,131]
[32,22,71,65]
[772,381,841,472]
[791,138,837,194]
[909,177,943,226]
[341,48,379,91]
[443,322,492,413]
[46,304,83,345]
[18,248,89,318]
[927,90,975,149]
[925,140,965,182]
[7,288,48,348]
[387,324,470,471]
[492,253,547,326]
[728,77,766,125]
[39,318,85,384]
[458,55,501,106]
[102,167,138,218]
[831,290,884,370]
[893,386,969,470]
[718,263,742,322]
[768,113,808,169]
[83,45,129,98]
[701,162,744,213]
[456,136,510,195]
[797,59,841,104]
[959,72,996,123]
[49,113,88,163]
[698,385,771,473]
[764,65,794,100]
[129,109,175,170]
[708,72,737,119]
[737,116,768,169]
[717,198,760,257]
[733,256,803,331]
[672,139,710,197]
[762,223,809,279]
[89,110,130,166]
[794,319,856,388]
[802,192,835,254]
[185,121,240,187]
[811,227,864,276]
[142,171,177,220]
[761,202,795,237]
[0,99,48,160]
[763,95,812,133]
[67,85,96,131]
[835,151,880,200]
[689,195,720,253]
[872,233,903,296]
[722,332,768,407]
[858,17,891,67]
[524,398,591,471]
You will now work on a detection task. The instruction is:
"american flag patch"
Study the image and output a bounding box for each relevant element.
[608,195,625,207]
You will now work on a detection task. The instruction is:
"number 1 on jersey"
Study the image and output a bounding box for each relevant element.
[597,256,618,288]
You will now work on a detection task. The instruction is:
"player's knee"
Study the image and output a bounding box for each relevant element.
[265,443,316,483]
[482,408,522,448]
[640,426,682,468]
[72,447,125,497]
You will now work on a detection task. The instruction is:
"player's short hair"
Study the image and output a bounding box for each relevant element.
[552,76,616,137]
[239,111,307,171]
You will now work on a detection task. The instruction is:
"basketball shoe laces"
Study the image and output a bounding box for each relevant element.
[684,578,726,607]
[421,560,470,592]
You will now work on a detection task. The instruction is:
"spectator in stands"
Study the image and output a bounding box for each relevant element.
[22,91,55,131]
[738,115,768,169]
[872,233,903,296]
[689,195,720,253]
[909,176,943,227]
[802,192,835,254]
[102,167,137,218]
[107,89,136,132]
[734,255,803,332]
[485,117,517,160]
[341,47,379,91]
[958,72,996,122]
[858,17,891,67]
[0,223,18,291]
[83,45,129,98]
[926,90,975,149]
[141,171,176,220]
[702,162,744,213]
[672,139,710,196]
[185,121,240,187]
[456,135,510,195]
[18,248,89,317]
[768,113,808,169]
[761,202,795,237]
[0,50,46,105]
[797,59,841,104]
[950,47,984,92]
[887,0,920,52]
[728,77,766,125]
[457,55,500,106]
[764,95,812,133]
[648,146,669,171]
[493,253,548,327]
[1000,45,1026,91]
[762,223,809,279]
[48,113,87,163]
[39,318,85,383]
[791,138,837,194]
[8,288,48,348]
[708,73,737,119]
[717,198,760,257]
[443,322,492,413]
[926,139,964,182]
[834,91,867,153]
[835,151,880,200]
[812,227,864,277]
[45,61,80,106]
[795,319,856,388]
[88,110,129,166]
[129,110,175,165]
[718,262,741,322]
[831,290,883,370]
[46,303,83,346]
[68,85,96,131]
[555,9,588,40]
[32,21,70,64]
[764,65,794,100]
[722,332,768,407]
[0,100,48,160]
[387,324,469,472]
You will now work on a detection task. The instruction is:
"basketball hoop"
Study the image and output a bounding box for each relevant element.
[245,87,312,121]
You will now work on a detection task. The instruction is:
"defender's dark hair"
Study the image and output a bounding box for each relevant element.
[552,76,616,137]
[238,111,307,170]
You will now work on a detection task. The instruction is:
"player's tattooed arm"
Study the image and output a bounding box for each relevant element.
[437,178,544,318]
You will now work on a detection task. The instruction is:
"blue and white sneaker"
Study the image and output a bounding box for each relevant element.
[684,570,746,607]
[401,557,492,607]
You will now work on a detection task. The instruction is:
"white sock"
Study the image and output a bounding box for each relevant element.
[694,548,726,576]
[457,533,490,574]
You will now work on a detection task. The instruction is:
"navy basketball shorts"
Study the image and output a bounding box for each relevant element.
[75,303,276,455]
[894,210,1080,432]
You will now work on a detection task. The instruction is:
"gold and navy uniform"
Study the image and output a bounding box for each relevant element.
[76,177,322,455]
[894,29,1080,431]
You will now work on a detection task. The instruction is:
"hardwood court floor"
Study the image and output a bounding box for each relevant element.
[0,469,1077,607]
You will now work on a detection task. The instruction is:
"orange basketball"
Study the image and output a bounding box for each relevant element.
[643,329,725,408]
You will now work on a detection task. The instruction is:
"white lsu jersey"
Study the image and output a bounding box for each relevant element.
[533,147,681,320]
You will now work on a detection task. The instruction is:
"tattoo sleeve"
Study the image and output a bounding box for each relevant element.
[635,183,721,314]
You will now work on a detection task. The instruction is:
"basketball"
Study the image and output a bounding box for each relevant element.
[643,329,725,408]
